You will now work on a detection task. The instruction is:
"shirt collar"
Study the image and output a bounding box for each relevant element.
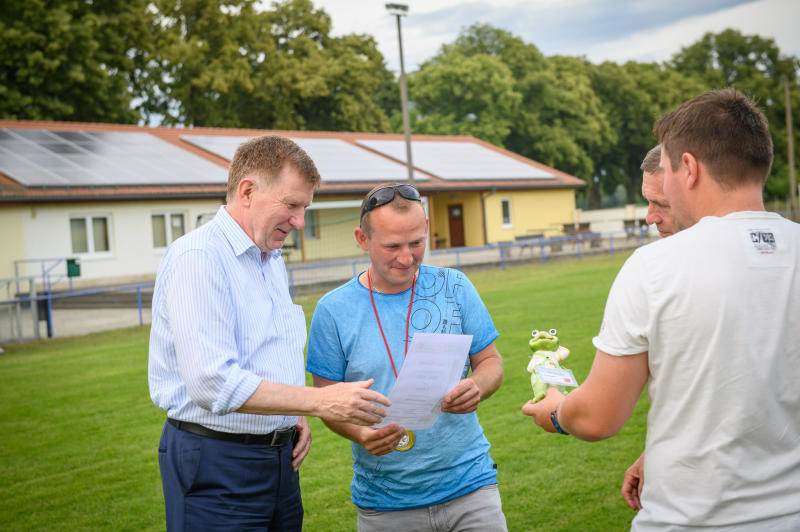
[214,206,283,260]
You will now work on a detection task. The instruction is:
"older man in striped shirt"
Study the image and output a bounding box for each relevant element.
[149,135,391,531]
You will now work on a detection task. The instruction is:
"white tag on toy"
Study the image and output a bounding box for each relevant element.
[535,366,578,387]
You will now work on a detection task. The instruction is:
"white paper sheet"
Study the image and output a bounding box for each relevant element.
[375,332,473,430]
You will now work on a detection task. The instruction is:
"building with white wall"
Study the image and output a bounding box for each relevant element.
[0,120,585,287]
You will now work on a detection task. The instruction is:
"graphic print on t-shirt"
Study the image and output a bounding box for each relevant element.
[748,228,776,253]
[409,268,466,339]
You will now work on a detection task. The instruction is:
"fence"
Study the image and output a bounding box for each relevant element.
[0,226,658,344]
[0,282,153,344]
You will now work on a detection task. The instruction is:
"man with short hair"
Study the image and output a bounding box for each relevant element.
[307,184,508,531]
[640,145,677,237]
[524,89,800,531]
[149,135,391,531]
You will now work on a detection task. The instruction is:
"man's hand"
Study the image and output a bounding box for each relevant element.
[441,378,481,413]
[314,379,391,426]
[622,451,645,510]
[357,424,407,456]
[521,387,565,432]
[291,416,311,472]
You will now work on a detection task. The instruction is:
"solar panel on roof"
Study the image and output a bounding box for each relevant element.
[0,128,227,187]
[181,134,428,183]
[356,140,555,181]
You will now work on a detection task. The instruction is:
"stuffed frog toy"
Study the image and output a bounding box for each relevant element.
[527,329,571,403]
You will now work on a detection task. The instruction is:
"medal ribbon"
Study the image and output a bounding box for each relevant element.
[367,268,416,378]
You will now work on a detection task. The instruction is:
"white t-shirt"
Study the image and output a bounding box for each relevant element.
[594,211,800,532]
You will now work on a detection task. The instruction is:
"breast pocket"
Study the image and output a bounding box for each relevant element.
[270,302,307,386]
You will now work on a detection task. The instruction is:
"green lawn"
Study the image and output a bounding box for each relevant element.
[0,252,646,531]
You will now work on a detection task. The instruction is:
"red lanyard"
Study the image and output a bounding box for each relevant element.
[368,268,416,378]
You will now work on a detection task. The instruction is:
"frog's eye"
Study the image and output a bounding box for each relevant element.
[531,329,538,337]
[549,329,557,335]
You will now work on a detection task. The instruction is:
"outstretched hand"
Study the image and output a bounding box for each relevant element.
[521,387,565,432]
[315,379,391,426]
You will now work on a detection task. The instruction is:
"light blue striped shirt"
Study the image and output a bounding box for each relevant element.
[148,206,305,434]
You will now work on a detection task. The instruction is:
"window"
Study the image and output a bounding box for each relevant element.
[304,209,318,240]
[70,215,111,254]
[501,198,512,228]
[152,213,186,249]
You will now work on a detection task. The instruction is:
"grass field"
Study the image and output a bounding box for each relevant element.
[0,252,647,531]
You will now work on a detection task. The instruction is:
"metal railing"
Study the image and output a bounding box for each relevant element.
[13,257,69,294]
[1,276,40,342]
[1,227,655,343]
[0,282,152,343]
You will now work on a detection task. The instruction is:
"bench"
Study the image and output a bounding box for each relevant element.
[515,234,544,256]
[562,223,600,248]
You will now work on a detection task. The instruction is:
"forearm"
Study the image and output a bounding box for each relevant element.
[236,380,324,417]
[556,386,620,441]
[470,356,503,401]
[556,351,648,441]
[320,418,364,444]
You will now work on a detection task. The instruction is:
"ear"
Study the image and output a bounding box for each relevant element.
[354,227,369,251]
[682,152,700,190]
[237,177,257,207]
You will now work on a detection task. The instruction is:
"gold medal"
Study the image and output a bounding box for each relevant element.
[395,430,415,451]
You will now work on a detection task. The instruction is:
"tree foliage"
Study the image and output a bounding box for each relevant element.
[0,0,150,123]
[1,0,393,132]
[589,61,706,203]
[415,24,614,206]
[669,29,799,199]
[139,0,391,131]
[407,51,520,146]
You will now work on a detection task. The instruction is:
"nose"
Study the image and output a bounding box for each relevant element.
[645,205,661,225]
[397,246,414,266]
[289,209,305,230]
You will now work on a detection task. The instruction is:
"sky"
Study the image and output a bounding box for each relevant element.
[307,0,800,73]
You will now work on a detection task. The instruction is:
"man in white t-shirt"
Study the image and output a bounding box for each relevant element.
[523,88,800,531]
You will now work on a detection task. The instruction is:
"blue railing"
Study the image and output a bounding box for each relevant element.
[2,282,154,339]
[2,227,656,342]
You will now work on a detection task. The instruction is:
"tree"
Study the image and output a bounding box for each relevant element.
[506,56,614,207]
[589,61,706,204]
[140,0,392,131]
[430,25,614,206]
[136,0,267,127]
[0,0,150,123]
[406,51,520,145]
[669,29,800,201]
[443,23,547,79]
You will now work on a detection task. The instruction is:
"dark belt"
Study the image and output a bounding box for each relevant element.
[168,418,295,446]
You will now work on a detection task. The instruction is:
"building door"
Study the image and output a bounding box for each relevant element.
[448,204,465,247]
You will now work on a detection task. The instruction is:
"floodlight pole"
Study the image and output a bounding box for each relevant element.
[386,3,414,185]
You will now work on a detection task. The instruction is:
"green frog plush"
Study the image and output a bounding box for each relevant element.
[527,328,571,403]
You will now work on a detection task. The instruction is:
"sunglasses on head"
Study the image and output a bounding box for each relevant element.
[360,184,421,221]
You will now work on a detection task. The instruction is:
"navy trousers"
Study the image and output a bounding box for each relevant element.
[158,420,303,531]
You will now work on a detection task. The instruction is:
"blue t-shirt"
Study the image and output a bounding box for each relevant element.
[306,264,500,510]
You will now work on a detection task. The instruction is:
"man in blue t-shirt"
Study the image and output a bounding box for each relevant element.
[306,184,508,531]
